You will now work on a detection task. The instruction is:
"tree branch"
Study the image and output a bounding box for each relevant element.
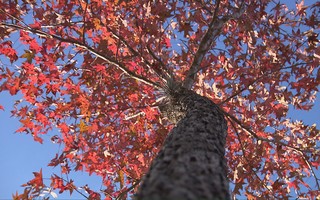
[115,180,140,200]
[183,1,245,89]
[106,26,167,83]
[0,21,161,89]
[221,108,316,154]
[219,73,266,105]
[226,110,320,195]
[59,176,89,199]
[229,119,276,198]
[219,61,312,105]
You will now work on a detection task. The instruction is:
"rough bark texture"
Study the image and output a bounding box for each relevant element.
[135,86,230,200]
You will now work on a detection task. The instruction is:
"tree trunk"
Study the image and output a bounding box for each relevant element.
[135,87,230,200]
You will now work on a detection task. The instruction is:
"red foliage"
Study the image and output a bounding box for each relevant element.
[1,0,319,199]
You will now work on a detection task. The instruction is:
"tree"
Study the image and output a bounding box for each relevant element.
[0,0,319,199]
[135,82,230,200]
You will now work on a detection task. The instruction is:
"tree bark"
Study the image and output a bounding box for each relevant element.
[135,87,230,200]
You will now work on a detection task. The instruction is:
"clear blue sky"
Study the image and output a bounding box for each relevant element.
[0,92,103,199]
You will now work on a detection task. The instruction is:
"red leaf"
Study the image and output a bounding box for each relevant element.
[288,180,300,190]
[162,37,171,48]
[29,39,42,52]
[0,41,18,62]
[137,153,145,166]
[129,93,139,101]
[33,135,43,144]
[27,169,44,188]
[59,123,69,134]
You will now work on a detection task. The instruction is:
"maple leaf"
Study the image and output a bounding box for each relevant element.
[27,169,44,188]
[162,37,171,48]
[20,50,35,63]
[0,41,18,62]
[78,120,88,132]
[58,123,69,134]
[288,179,300,190]
[29,39,42,52]
[33,135,43,144]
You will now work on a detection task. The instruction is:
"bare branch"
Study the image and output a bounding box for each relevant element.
[286,146,320,191]
[146,44,171,78]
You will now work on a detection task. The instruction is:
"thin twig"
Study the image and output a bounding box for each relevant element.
[146,44,171,78]
[115,181,141,200]
[59,176,89,199]
[81,1,89,45]
[287,146,320,191]
[218,75,264,105]
[0,8,28,27]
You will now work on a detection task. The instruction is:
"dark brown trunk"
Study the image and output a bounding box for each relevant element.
[135,88,230,200]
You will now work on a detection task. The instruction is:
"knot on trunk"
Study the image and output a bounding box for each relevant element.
[158,80,192,124]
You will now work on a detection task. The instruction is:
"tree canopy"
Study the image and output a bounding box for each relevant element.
[0,0,319,199]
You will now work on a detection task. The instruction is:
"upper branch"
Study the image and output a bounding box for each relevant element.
[106,26,167,83]
[183,1,245,89]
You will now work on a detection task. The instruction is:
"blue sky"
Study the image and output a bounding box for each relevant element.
[0,92,103,199]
